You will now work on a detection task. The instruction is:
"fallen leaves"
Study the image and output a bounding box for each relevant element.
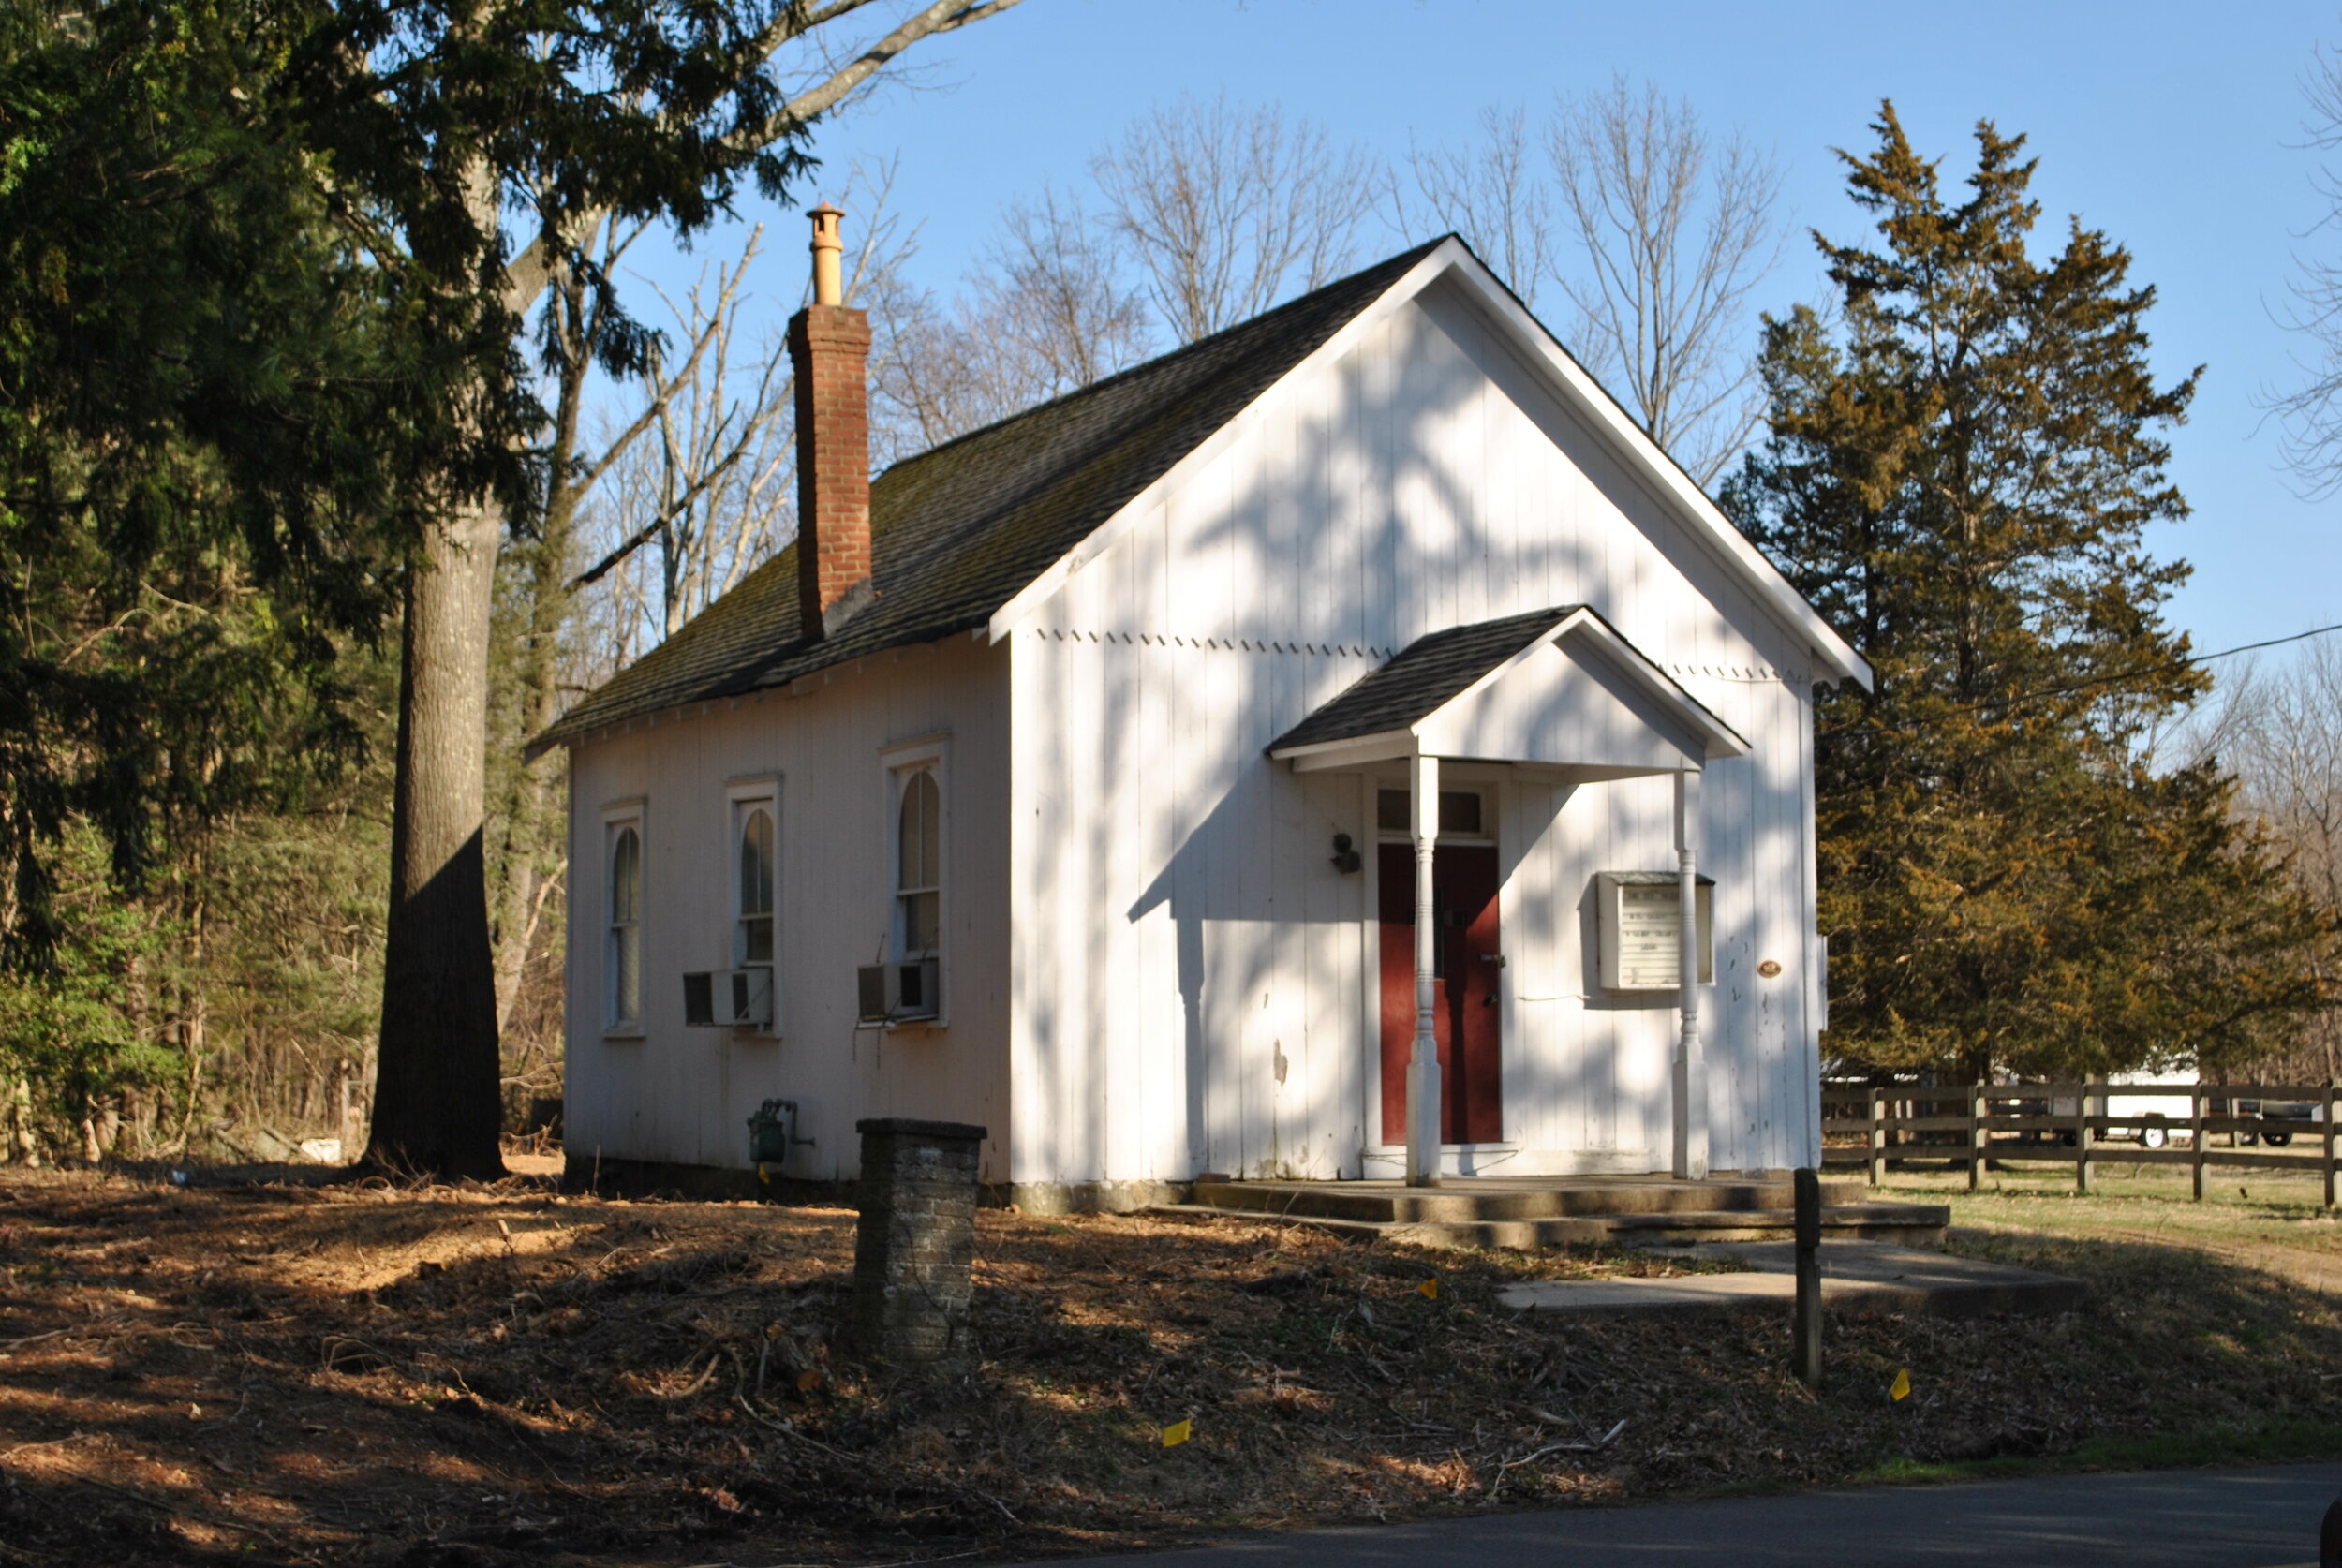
[0,1165,2335,1568]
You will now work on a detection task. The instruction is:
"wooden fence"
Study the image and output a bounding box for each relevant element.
[1820,1080,2341,1204]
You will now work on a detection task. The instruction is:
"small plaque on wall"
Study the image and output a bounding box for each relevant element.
[1597,871,1714,992]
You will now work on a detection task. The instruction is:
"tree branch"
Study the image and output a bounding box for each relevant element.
[500,0,1028,316]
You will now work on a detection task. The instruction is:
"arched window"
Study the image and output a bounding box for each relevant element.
[608,822,643,1027]
[896,769,941,964]
[737,806,775,966]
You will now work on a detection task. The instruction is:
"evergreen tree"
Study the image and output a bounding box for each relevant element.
[1727,105,2332,1081]
[0,1,441,963]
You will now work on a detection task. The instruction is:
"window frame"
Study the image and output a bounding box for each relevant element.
[726,775,781,1036]
[600,798,647,1038]
[1595,870,1716,993]
[879,735,950,1028]
[1374,784,1493,843]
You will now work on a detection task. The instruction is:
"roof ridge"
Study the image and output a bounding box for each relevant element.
[535,233,1520,754]
[876,234,1455,484]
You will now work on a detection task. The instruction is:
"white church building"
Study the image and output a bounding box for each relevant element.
[537,209,1870,1209]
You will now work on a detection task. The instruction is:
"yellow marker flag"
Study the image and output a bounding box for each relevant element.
[1418,1278,1439,1300]
[1890,1368,1911,1402]
[1162,1419,1191,1448]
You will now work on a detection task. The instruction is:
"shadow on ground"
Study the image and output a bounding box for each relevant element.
[0,1166,2338,1566]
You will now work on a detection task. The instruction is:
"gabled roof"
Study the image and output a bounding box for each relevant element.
[534,239,1449,751]
[1269,608,1583,752]
[540,233,1869,753]
[1268,606,1748,772]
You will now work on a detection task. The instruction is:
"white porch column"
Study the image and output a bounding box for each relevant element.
[1406,751,1442,1187]
[1673,763,1708,1180]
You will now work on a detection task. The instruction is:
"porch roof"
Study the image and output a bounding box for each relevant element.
[1267,606,1749,776]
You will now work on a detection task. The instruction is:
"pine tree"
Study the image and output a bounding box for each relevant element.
[1727,105,2332,1081]
[0,2,437,963]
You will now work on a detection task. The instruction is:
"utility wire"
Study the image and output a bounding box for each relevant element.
[1830,620,2342,732]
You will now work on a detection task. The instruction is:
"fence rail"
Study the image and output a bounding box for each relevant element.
[1820,1080,2341,1204]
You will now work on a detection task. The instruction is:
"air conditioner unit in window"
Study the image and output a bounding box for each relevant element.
[682,966,773,1029]
[856,957,940,1024]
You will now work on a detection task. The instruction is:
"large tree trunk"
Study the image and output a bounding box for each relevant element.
[368,496,507,1178]
[362,4,1027,1177]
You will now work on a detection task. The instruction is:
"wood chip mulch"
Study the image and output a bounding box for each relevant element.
[0,1166,2337,1566]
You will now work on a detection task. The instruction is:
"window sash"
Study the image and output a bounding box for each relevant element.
[608,822,643,1027]
[736,804,775,967]
[895,768,941,960]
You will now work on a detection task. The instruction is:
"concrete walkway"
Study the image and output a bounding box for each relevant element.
[1016,1462,2342,1566]
[1497,1240,2085,1317]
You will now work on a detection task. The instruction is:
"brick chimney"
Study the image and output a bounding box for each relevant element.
[789,203,873,640]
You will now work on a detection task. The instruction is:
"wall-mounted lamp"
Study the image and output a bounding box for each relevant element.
[1330,833,1362,875]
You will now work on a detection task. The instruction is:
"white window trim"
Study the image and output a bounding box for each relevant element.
[1372,780,1495,844]
[880,733,950,1029]
[726,775,782,1039]
[600,797,646,1039]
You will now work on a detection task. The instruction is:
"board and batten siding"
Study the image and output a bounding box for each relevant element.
[1006,274,1823,1187]
[565,637,1011,1181]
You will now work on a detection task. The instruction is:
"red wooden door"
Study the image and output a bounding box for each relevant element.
[1378,842,1503,1146]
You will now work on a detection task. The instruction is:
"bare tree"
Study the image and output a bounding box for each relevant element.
[1091,96,1379,344]
[870,182,1152,452]
[1387,83,1780,490]
[572,158,925,655]
[585,236,796,643]
[2189,643,2342,1077]
[1391,104,1557,313]
[983,185,1157,392]
[2271,44,2342,495]
[1546,79,1783,488]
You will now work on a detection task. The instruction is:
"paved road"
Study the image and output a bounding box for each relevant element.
[1022,1464,2342,1567]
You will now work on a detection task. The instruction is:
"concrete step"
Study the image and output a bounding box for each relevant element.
[1396,1205,1948,1251]
[1149,1196,1949,1253]
[1500,1241,2084,1318]
[1189,1176,1884,1225]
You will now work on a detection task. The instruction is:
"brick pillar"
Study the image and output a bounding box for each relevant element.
[787,302,872,641]
[852,1118,986,1362]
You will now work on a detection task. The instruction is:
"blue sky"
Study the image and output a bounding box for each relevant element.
[644,0,2342,661]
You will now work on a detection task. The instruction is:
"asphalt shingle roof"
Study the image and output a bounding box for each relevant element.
[538,238,1450,750]
[1267,607,1581,753]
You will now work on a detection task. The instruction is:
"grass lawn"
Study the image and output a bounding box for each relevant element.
[1888,1161,2342,1293]
[0,1162,2337,1565]
[1847,1162,2342,1483]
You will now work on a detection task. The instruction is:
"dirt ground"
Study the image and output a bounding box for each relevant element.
[2,1162,2340,1568]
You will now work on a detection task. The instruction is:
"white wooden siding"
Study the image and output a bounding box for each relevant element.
[565,638,1012,1180]
[1006,274,1826,1184]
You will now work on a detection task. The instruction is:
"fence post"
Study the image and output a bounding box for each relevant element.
[1868,1087,1888,1187]
[2075,1079,2095,1196]
[2325,1078,2337,1212]
[1967,1082,1986,1191]
[2189,1083,2206,1203]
